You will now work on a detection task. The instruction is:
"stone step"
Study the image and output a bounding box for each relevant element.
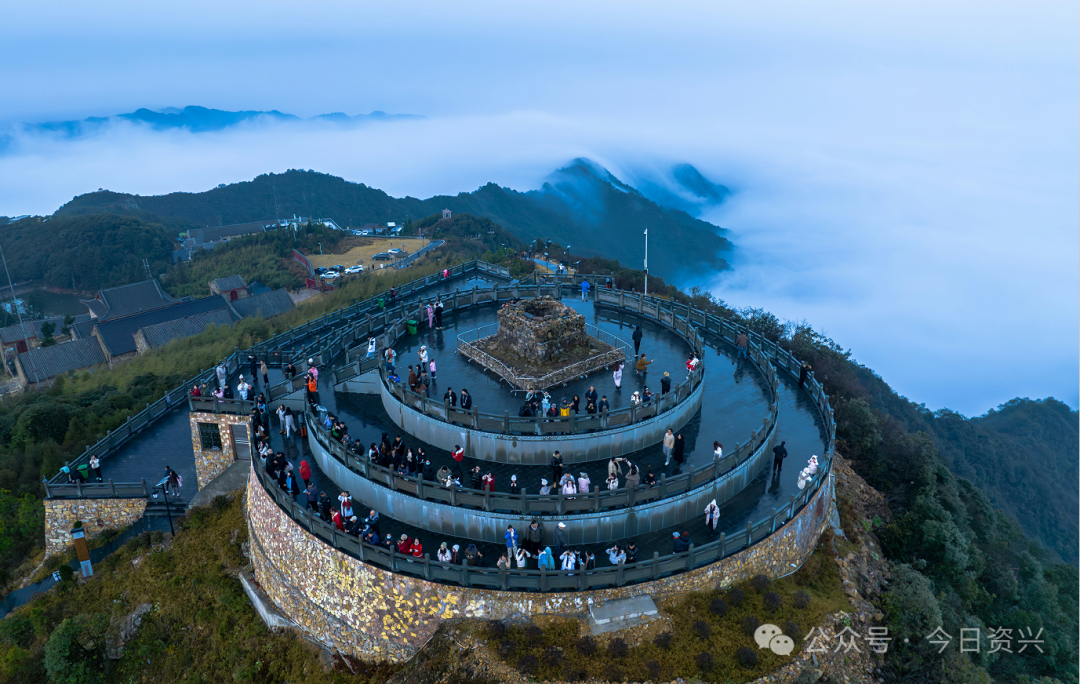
[588,595,658,628]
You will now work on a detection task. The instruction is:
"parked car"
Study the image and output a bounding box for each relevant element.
[345,265,363,274]
[373,253,393,261]
[388,248,407,256]
[320,271,340,280]
[315,266,328,274]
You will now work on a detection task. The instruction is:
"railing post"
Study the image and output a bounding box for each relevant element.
[651,551,660,579]
[718,532,726,558]
[142,479,148,497]
[789,494,796,518]
[424,553,432,581]
[109,479,116,497]
[746,521,753,546]
[771,507,778,533]
[503,410,510,434]
[593,485,600,511]
[659,473,667,498]
[75,478,82,498]
[687,542,695,569]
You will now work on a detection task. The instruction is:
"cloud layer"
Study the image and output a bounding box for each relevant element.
[0,0,1076,416]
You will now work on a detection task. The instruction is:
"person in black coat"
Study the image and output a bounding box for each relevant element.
[444,387,457,406]
[460,389,472,410]
[799,362,812,389]
[672,434,685,465]
[660,372,671,395]
[421,459,435,481]
[585,385,598,406]
[632,325,643,355]
[550,451,563,482]
[772,441,788,476]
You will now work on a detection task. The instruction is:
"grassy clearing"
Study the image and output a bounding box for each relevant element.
[477,539,847,683]
[0,493,397,684]
[305,238,431,270]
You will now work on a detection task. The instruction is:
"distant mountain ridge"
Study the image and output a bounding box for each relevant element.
[54,161,733,284]
[10,105,423,137]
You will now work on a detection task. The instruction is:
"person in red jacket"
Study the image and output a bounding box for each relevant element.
[299,460,312,487]
[452,445,464,463]
[410,538,424,558]
[482,472,495,491]
[332,509,344,531]
[397,534,412,554]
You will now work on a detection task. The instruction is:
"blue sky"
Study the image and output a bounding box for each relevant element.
[0,0,1076,415]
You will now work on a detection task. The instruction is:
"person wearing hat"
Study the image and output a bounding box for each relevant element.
[577,471,591,494]
[508,474,519,494]
[397,534,412,554]
[660,371,671,395]
[554,522,567,557]
[437,542,452,563]
[673,530,692,554]
[539,478,552,496]
[418,346,428,366]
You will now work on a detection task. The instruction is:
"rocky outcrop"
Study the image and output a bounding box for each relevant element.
[105,602,153,659]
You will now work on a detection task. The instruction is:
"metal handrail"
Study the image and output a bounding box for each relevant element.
[254,432,834,592]
[307,397,777,515]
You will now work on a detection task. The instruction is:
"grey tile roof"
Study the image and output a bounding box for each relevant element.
[137,309,235,349]
[189,221,272,244]
[17,338,107,383]
[72,319,97,340]
[82,299,107,317]
[0,316,89,344]
[229,288,295,319]
[95,295,233,356]
[94,280,182,321]
[211,275,246,291]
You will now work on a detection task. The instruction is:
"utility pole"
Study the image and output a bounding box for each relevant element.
[643,226,649,297]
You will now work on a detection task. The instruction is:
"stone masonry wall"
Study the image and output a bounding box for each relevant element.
[44,498,147,558]
[246,461,834,663]
[494,297,589,364]
[191,413,249,490]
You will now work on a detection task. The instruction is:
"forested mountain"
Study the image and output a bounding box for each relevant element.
[54,163,732,284]
[0,214,182,291]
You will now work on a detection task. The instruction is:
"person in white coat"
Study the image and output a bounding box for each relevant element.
[704,499,721,538]
[561,548,577,572]
[560,474,577,496]
[367,336,377,358]
[612,361,623,390]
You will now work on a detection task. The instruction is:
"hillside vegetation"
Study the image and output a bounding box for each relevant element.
[54,164,731,284]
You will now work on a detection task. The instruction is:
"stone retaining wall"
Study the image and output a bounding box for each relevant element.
[44,498,147,558]
[191,413,248,489]
[246,462,834,663]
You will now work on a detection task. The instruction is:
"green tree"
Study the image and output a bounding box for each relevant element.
[39,321,56,347]
[43,613,108,684]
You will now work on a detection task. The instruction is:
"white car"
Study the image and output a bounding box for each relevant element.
[388,248,407,256]
[320,271,340,280]
[345,265,364,274]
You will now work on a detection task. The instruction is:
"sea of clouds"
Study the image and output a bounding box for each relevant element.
[0,0,1076,415]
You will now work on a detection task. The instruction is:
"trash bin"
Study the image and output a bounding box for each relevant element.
[76,464,89,481]
[377,297,385,310]
[407,320,418,335]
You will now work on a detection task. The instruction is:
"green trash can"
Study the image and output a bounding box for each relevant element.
[407,320,418,335]
[76,464,89,482]
[377,297,385,310]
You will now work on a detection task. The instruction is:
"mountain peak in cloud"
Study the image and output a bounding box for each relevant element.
[18,105,424,137]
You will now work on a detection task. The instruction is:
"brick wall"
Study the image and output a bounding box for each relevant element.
[191,413,249,489]
[246,462,834,663]
[44,498,147,558]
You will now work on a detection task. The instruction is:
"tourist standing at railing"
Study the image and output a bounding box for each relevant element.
[514,546,532,568]
[248,353,257,379]
[434,300,444,329]
[577,471,591,493]
[625,541,639,564]
[384,347,397,370]
[306,373,318,406]
[421,458,435,481]
[190,384,201,398]
[644,467,657,487]
[772,441,788,476]
[284,362,296,380]
[443,386,456,406]
[606,544,625,565]
[673,531,691,553]
[215,361,227,389]
[584,385,598,407]
[459,389,472,410]
[630,391,642,407]
[426,304,434,330]
[687,353,700,379]
[606,473,619,490]
[407,366,417,391]
[713,441,723,459]
[660,372,671,396]
[736,331,749,360]
[299,459,311,487]
[539,478,552,496]
[276,405,286,433]
[560,548,577,572]
[470,465,483,489]
[465,543,483,567]
[625,464,641,488]
[704,500,720,538]
[508,474,519,494]
[383,534,396,554]
[580,278,590,301]
[612,362,623,390]
[571,395,580,414]
[438,542,452,563]
[799,361,812,388]
[397,535,411,554]
[87,455,102,482]
[632,325,643,355]
[524,520,543,555]
[505,525,519,553]
[599,395,609,412]
[366,336,377,358]
[497,554,511,570]
[318,491,331,520]
[663,429,675,465]
[305,483,318,512]
[332,509,344,531]
[260,360,269,386]
[482,472,494,491]
[559,474,576,497]
[237,376,250,401]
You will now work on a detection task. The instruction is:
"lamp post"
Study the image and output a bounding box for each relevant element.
[643,227,649,296]
[153,477,176,535]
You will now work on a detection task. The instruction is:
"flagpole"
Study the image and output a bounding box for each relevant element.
[643,226,648,297]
